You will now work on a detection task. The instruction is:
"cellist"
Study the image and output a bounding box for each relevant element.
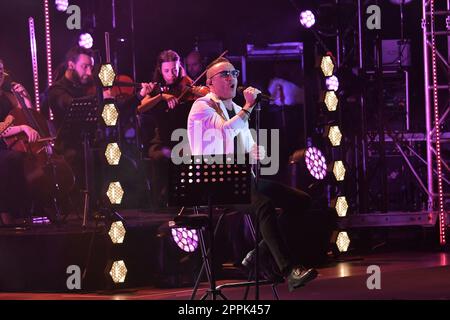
[0,58,38,226]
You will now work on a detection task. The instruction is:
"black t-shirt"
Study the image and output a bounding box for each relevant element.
[141,76,192,150]
[46,76,93,131]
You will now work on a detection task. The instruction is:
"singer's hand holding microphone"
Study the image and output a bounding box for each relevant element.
[242,86,261,108]
[237,86,273,108]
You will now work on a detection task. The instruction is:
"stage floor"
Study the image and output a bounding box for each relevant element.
[1,251,449,300]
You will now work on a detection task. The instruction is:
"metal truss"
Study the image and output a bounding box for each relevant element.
[421,0,449,244]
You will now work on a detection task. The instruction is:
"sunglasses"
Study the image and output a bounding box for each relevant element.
[210,69,240,79]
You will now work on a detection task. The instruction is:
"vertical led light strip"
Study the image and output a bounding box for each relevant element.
[429,0,446,245]
[28,17,40,112]
[44,0,54,119]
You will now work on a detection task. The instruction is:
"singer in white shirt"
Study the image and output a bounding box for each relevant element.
[187,57,317,292]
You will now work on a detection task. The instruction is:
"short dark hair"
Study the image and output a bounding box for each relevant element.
[65,46,93,64]
[206,57,230,73]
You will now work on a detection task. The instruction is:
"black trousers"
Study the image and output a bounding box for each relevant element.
[0,149,30,218]
[233,178,312,275]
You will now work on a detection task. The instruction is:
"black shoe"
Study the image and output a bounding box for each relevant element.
[287,267,318,292]
[241,249,255,268]
[241,249,284,283]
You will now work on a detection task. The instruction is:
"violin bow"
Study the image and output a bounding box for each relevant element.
[176,50,229,101]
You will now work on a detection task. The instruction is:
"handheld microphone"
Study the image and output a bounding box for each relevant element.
[236,86,273,104]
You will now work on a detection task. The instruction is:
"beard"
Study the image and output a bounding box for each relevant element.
[70,69,93,87]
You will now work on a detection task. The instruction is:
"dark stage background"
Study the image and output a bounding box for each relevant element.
[0,1,424,130]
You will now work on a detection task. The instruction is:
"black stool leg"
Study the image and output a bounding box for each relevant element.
[191,208,228,300]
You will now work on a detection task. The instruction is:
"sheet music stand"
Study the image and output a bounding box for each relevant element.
[168,154,251,300]
[58,97,100,227]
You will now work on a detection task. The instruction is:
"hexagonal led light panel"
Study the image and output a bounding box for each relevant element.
[98,63,116,87]
[328,125,342,146]
[333,161,346,181]
[108,221,126,244]
[109,260,127,283]
[336,231,350,252]
[106,181,124,204]
[105,143,121,165]
[324,91,338,112]
[334,196,349,217]
[102,103,119,126]
[320,56,334,77]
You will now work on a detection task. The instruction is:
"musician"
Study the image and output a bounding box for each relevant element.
[187,57,317,291]
[185,49,204,80]
[137,50,193,208]
[44,47,153,208]
[0,58,38,225]
[47,46,152,146]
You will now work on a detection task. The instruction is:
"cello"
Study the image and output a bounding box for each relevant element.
[3,81,75,221]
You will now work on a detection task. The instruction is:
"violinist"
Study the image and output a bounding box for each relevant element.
[137,49,195,208]
[45,46,154,212]
[0,58,37,226]
[47,46,154,146]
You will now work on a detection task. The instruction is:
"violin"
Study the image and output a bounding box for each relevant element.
[164,50,229,104]
[110,74,137,100]
[110,74,209,101]
[161,76,209,104]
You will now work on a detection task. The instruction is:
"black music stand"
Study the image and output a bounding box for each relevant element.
[58,97,100,227]
[168,154,251,300]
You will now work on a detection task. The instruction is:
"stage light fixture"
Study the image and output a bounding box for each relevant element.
[332,161,346,182]
[326,125,342,146]
[324,91,338,111]
[105,143,121,165]
[55,0,68,12]
[325,75,339,91]
[106,181,124,204]
[108,260,127,283]
[336,231,350,252]
[299,10,316,28]
[171,228,199,253]
[305,147,328,180]
[332,196,349,217]
[98,63,116,87]
[78,33,93,49]
[102,103,119,126]
[108,221,126,244]
[320,56,335,77]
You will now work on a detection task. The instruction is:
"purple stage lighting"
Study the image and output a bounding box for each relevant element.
[55,0,68,12]
[171,227,199,253]
[299,10,315,28]
[305,147,327,180]
[78,33,93,49]
[325,75,339,91]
